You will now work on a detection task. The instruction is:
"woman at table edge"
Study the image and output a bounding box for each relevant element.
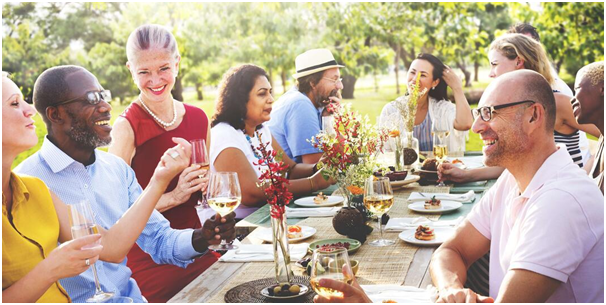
[210,64,334,219]
[2,71,190,302]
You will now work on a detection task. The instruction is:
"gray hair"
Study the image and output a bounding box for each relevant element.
[126,24,179,61]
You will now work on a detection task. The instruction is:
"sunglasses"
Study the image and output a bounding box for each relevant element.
[53,90,111,107]
[472,100,535,122]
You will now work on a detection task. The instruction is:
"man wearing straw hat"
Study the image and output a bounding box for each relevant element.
[267,48,344,164]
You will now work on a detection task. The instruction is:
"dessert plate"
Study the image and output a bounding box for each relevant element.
[308,238,361,254]
[294,195,344,207]
[253,226,317,243]
[399,227,455,246]
[407,200,462,214]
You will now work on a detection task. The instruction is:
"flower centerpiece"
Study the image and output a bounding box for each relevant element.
[310,103,388,242]
[251,131,294,285]
[391,72,428,168]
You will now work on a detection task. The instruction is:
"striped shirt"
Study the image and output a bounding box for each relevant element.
[414,110,433,152]
[554,130,583,167]
[15,137,201,303]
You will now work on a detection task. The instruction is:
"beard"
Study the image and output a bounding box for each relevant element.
[65,108,111,149]
[483,116,528,167]
[316,88,340,106]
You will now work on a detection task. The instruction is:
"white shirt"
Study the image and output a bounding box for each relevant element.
[467,145,604,302]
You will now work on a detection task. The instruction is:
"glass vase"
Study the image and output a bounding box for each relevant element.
[271,208,293,285]
[402,131,419,170]
[389,136,403,171]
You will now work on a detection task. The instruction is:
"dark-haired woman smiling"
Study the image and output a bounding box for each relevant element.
[379,53,473,153]
[210,64,333,219]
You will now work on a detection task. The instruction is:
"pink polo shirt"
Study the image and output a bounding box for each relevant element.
[468,146,604,302]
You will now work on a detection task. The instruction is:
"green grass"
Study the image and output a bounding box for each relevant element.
[12,84,484,168]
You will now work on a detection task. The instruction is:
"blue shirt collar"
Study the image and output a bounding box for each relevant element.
[39,136,98,173]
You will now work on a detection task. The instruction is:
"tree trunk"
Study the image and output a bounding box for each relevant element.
[394,45,401,95]
[281,69,288,94]
[195,82,203,101]
[474,60,480,82]
[341,75,357,99]
[456,62,472,88]
[172,76,184,101]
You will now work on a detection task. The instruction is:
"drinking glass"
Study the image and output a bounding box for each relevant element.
[432,124,449,187]
[190,139,210,207]
[68,201,115,303]
[206,172,242,250]
[322,116,336,136]
[363,176,395,246]
[309,247,355,298]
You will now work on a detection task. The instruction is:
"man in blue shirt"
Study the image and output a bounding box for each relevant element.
[267,48,344,164]
[15,65,236,302]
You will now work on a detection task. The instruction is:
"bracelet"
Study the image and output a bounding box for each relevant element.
[308,177,315,192]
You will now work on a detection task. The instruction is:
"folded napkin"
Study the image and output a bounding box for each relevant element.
[285,206,339,218]
[361,285,438,303]
[385,216,464,232]
[408,190,475,203]
[219,243,309,263]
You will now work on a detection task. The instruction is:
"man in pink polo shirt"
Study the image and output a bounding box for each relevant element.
[430,70,604,302]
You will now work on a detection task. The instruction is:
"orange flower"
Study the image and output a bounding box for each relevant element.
[346,185,364,195]
[388,130,400,137]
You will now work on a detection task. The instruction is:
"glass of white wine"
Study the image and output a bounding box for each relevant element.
[190,139,210,207]
[68,201,116,303]
[309,247,354,298]
[432,125,449,187]
[364,176,395,246]
[206,171,241,250]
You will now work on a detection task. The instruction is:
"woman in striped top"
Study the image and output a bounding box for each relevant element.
[379,53,474,153]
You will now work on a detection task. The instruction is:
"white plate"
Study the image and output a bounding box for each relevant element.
[390,174,420,188]
[253,226,317,243]
[448,157,485,169]
[294,195,344,207]
[260,284,310,299]
[407,200,462,214]
[399,227,455,246]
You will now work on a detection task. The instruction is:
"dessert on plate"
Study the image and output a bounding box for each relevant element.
[313,192,329,204]
[287,225,303,239]
[424,196,442,210]
[414,225,435,241]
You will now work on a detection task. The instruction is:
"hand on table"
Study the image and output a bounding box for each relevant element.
[435,287,494,303]
[192,212,236,253]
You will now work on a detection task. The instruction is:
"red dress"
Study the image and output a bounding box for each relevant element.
[121,102,220,303]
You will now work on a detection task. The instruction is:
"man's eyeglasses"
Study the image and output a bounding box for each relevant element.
[53,90,111,107]
[472,100,535,122]
[323,77,343,85]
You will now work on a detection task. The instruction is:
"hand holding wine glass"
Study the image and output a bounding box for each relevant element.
[68,201,115,303]
[364,176,395,246]
[205,172,241,250]
[42,234,103,283]
[191,139,210,207]
[310,247,360,300]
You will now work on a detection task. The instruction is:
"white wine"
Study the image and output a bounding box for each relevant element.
[197,163,210,171]
[71,223,99,239]
[433,145,448,160]
[207,197,241,216]
[363,195,394,215]
[310,274,354,298]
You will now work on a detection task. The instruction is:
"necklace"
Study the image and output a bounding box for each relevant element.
[138,96,178,129]
[245,132,262,159]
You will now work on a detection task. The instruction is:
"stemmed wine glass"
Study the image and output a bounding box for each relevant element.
[68,201,116,303]
[206,172,242,250]
[309,247,355,298]
[190,139,210,207]
[364,176,395,246]
[432,123,449,187]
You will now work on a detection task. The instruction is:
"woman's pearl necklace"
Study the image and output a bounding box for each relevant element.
[138,96,177,129]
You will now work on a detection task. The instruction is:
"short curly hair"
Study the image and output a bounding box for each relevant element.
[211,64,269,130]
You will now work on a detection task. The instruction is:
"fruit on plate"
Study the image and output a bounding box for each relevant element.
[287,225,303,239]
[267,283,302,296]
[414,225,435,241]
[424,196,442,210]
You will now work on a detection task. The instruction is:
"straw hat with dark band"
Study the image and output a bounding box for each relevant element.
[292,49,344,79]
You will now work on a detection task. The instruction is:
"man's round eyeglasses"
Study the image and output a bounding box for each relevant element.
[53,90,111,107]
[323,77,343,85]
[472,100,535,122]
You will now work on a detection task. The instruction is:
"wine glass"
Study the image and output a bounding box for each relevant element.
[432,125,449,187]
[68,201,115,303]
[206,172,242,250]
[322,116,336,136]
[190,139,210,207]
[309,247,355,298]
[364,176,395,246]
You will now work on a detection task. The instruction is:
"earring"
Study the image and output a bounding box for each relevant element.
[432,87,435,90]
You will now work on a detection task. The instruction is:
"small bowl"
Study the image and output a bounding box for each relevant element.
[328,259,359,275]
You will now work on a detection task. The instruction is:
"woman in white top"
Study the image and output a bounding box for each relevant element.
[210,64,333,219]
[379,53,474,153]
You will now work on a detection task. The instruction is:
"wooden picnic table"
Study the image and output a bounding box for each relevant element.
[169,166,495,303]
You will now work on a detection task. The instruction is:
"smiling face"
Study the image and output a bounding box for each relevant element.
[572,72,603,126]
[2,76,38,153]
[60,70,113,149]
[488,49,519,79]
[313,68,343,106]
[472,80,530,167]
[127,48,180,103]
[406,59,439,96]
[245,75,274,126]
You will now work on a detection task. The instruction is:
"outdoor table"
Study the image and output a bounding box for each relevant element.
[169,171,495,303]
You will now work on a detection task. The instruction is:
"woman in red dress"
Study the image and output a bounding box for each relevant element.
[109,24,220,303]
